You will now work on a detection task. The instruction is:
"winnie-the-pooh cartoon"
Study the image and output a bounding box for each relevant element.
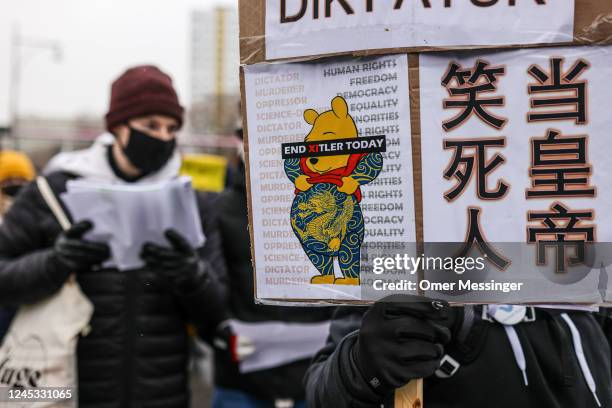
[284,96,383,285]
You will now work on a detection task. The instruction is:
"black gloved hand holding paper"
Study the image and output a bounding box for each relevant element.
[141,229,204,291]
[51,220,111,273]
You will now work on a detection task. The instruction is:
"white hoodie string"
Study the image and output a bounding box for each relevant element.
[489,306,602,405]
[503,325,529,386]
[560,313,602,408]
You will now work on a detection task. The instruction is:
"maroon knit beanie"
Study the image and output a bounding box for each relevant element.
[105,65,184,132]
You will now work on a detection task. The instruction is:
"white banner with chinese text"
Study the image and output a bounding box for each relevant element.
[420,46,612,304]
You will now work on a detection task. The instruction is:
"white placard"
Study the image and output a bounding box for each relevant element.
[265,0,575,60]
[244,54,415,301]
[420,46,612,304]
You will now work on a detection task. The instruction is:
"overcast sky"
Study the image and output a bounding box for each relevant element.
[0,0,237,125]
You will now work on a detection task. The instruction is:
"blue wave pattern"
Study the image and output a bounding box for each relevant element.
[353,152,383,184]
[284,158,302,183]
[285,153,383,281]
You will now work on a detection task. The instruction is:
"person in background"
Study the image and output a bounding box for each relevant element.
[0,65,227,408]
[0,149,35,220]
[305,295,612,407]
[211,127,333,408]
[0,149,36,342]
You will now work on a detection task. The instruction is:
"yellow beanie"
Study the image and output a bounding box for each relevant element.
[0,150,35,183]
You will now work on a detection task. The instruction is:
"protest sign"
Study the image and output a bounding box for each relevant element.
[243,47,612,305]
[238,5,612,407]
[180,154,228,192]
[242,54,416,302]
[240,0,612,64]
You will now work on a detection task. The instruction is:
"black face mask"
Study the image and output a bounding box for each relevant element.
[122,127,176,175]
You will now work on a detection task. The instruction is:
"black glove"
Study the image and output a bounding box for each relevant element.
[141,229,204,290]
[51,220,111,273]
[353,294,453,396]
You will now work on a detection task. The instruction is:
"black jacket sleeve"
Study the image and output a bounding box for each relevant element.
[174,191,228,336]
[305,307,387,408]
[596,308,612,371]
[0,180,68,306]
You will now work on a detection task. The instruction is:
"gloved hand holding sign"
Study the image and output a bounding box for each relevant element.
[352,294,453,397]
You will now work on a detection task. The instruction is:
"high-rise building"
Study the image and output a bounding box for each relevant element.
[190,7,240,135]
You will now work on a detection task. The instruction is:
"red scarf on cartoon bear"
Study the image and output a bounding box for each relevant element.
[296,153,366,202]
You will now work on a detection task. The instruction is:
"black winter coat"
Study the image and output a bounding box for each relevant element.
[305,306,612,408]
[0,171,227,408]
[213,168,333,401]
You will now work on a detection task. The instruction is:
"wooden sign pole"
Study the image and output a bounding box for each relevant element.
[395,380,423,408]
[394,54,425,408]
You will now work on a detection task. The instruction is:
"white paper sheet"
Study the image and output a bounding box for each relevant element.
[60,176,205,270]
[229,319,330,374]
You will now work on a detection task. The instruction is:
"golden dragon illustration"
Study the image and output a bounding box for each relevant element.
[291,190,354,251]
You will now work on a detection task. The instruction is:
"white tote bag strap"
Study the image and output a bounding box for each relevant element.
[36,176,78,284]
[36,176,71,231]
[36,176,90,333]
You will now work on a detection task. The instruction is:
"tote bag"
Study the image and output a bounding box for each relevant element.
[0,176,93,407]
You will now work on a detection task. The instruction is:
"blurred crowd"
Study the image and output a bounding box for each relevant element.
[0,65,610,408]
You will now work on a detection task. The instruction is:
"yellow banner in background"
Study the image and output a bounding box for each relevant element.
[180,154,227,193]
